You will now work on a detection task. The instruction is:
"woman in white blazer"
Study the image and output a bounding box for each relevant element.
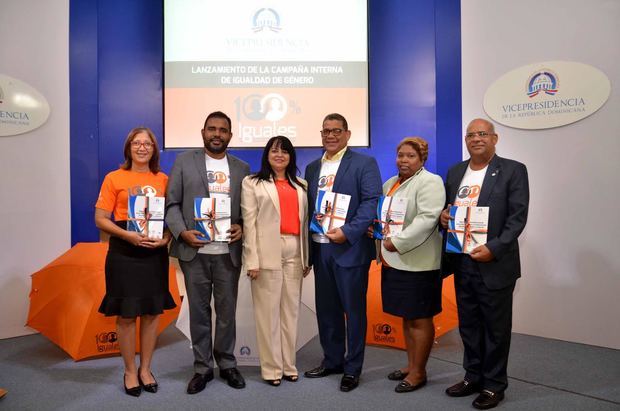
[241,136,310,386]
[377,137,446,393]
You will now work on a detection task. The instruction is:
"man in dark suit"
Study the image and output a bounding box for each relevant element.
[166,111,250,394]
[303,113,382,392]
[441,118,529,409]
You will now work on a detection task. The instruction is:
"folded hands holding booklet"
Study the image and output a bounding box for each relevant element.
[127,195,165,239]
[446,206,489,254]
[194,197,232,242]
[310,190,351,234]
[373,195,408,240]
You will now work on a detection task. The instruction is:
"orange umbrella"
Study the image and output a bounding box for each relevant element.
[366,261,459,349]
[27,242,181,360]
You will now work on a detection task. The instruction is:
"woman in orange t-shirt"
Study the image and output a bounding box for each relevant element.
[95,127,176,397]
[241,136,310,386]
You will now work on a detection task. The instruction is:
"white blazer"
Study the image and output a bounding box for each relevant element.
[241,176,309,271]
[380,168,445,271]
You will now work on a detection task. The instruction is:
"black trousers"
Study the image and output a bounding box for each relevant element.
[455,268,515,393]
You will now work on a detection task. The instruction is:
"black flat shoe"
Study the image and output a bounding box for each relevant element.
[395,378,427,393]
[138,372,158,393]
[124,375,141,397]
[283,375,298,382]
[387,369,409,381]
[304,365,344,378]
[265,379,281,386]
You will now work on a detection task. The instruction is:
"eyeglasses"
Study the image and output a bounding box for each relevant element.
[131,141,154,149]
[321,128,345,137]
[465,131,496,139]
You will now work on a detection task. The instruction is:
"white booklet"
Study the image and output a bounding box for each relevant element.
[127,195,165,239]
[373,195,408,239]
[310,190,351,234]
[194,197,231,242]
[446,206,489,254]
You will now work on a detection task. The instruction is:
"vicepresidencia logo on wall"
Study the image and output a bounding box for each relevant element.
[483,61,610,129]
[252,8,282,33]
[0,73,51,137]
[526,70,558,97]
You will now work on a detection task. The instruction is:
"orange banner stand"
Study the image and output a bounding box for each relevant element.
[27,242,181,361]
[366,262,458,349]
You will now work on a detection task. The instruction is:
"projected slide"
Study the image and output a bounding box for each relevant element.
[164,0,368,148]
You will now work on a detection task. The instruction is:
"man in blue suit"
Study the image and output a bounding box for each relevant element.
[303,113,382,392]
[441,118,529,409]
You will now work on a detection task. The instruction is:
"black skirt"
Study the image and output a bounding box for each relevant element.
[98,224,176,318]
[381,265,442,320]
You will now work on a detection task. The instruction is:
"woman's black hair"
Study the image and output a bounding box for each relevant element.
[251,136,306,190]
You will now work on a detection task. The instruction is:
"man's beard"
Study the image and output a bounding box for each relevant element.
[204,137,228,154]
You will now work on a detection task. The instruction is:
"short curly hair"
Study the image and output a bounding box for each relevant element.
[397,136,428,164]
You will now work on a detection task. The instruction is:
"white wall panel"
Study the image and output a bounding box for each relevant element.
[462,0,620,348]
[0,0,70,338]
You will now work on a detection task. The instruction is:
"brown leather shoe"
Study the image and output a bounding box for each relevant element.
[473,390,505,409]
[445,380,480,397]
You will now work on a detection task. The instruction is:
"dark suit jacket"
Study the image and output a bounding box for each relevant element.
[305,148,382,268]
[442,155,529,289]
[165,150,250,266]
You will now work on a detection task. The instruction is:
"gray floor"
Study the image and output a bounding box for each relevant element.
[1,327,618,410]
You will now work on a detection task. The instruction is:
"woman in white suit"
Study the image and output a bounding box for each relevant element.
[376,137,446,393]
[241,136,310,386]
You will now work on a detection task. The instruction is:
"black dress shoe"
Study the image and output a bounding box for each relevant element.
[387,369,409,381]
[395,378,427,393]
[304,365,344,378]
[445,380,480,397]
[339,374,359,392]
[473,390,504,409]
[138,372,158,393]
[124,375,142,397]
[187,371,214,394]
[220,368,246,389]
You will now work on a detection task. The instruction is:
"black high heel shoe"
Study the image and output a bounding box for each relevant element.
[124,375,142,397]
[138,371,158,393]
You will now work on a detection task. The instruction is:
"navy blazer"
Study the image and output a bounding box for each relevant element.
[442,155,529,289]
[305,149,382,268]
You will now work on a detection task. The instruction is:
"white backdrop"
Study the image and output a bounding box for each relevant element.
[0,0,70,338]
[462,0,620,349]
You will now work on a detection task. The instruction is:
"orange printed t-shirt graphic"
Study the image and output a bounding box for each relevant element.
[95,168,168,221]
[275,179,300,235]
